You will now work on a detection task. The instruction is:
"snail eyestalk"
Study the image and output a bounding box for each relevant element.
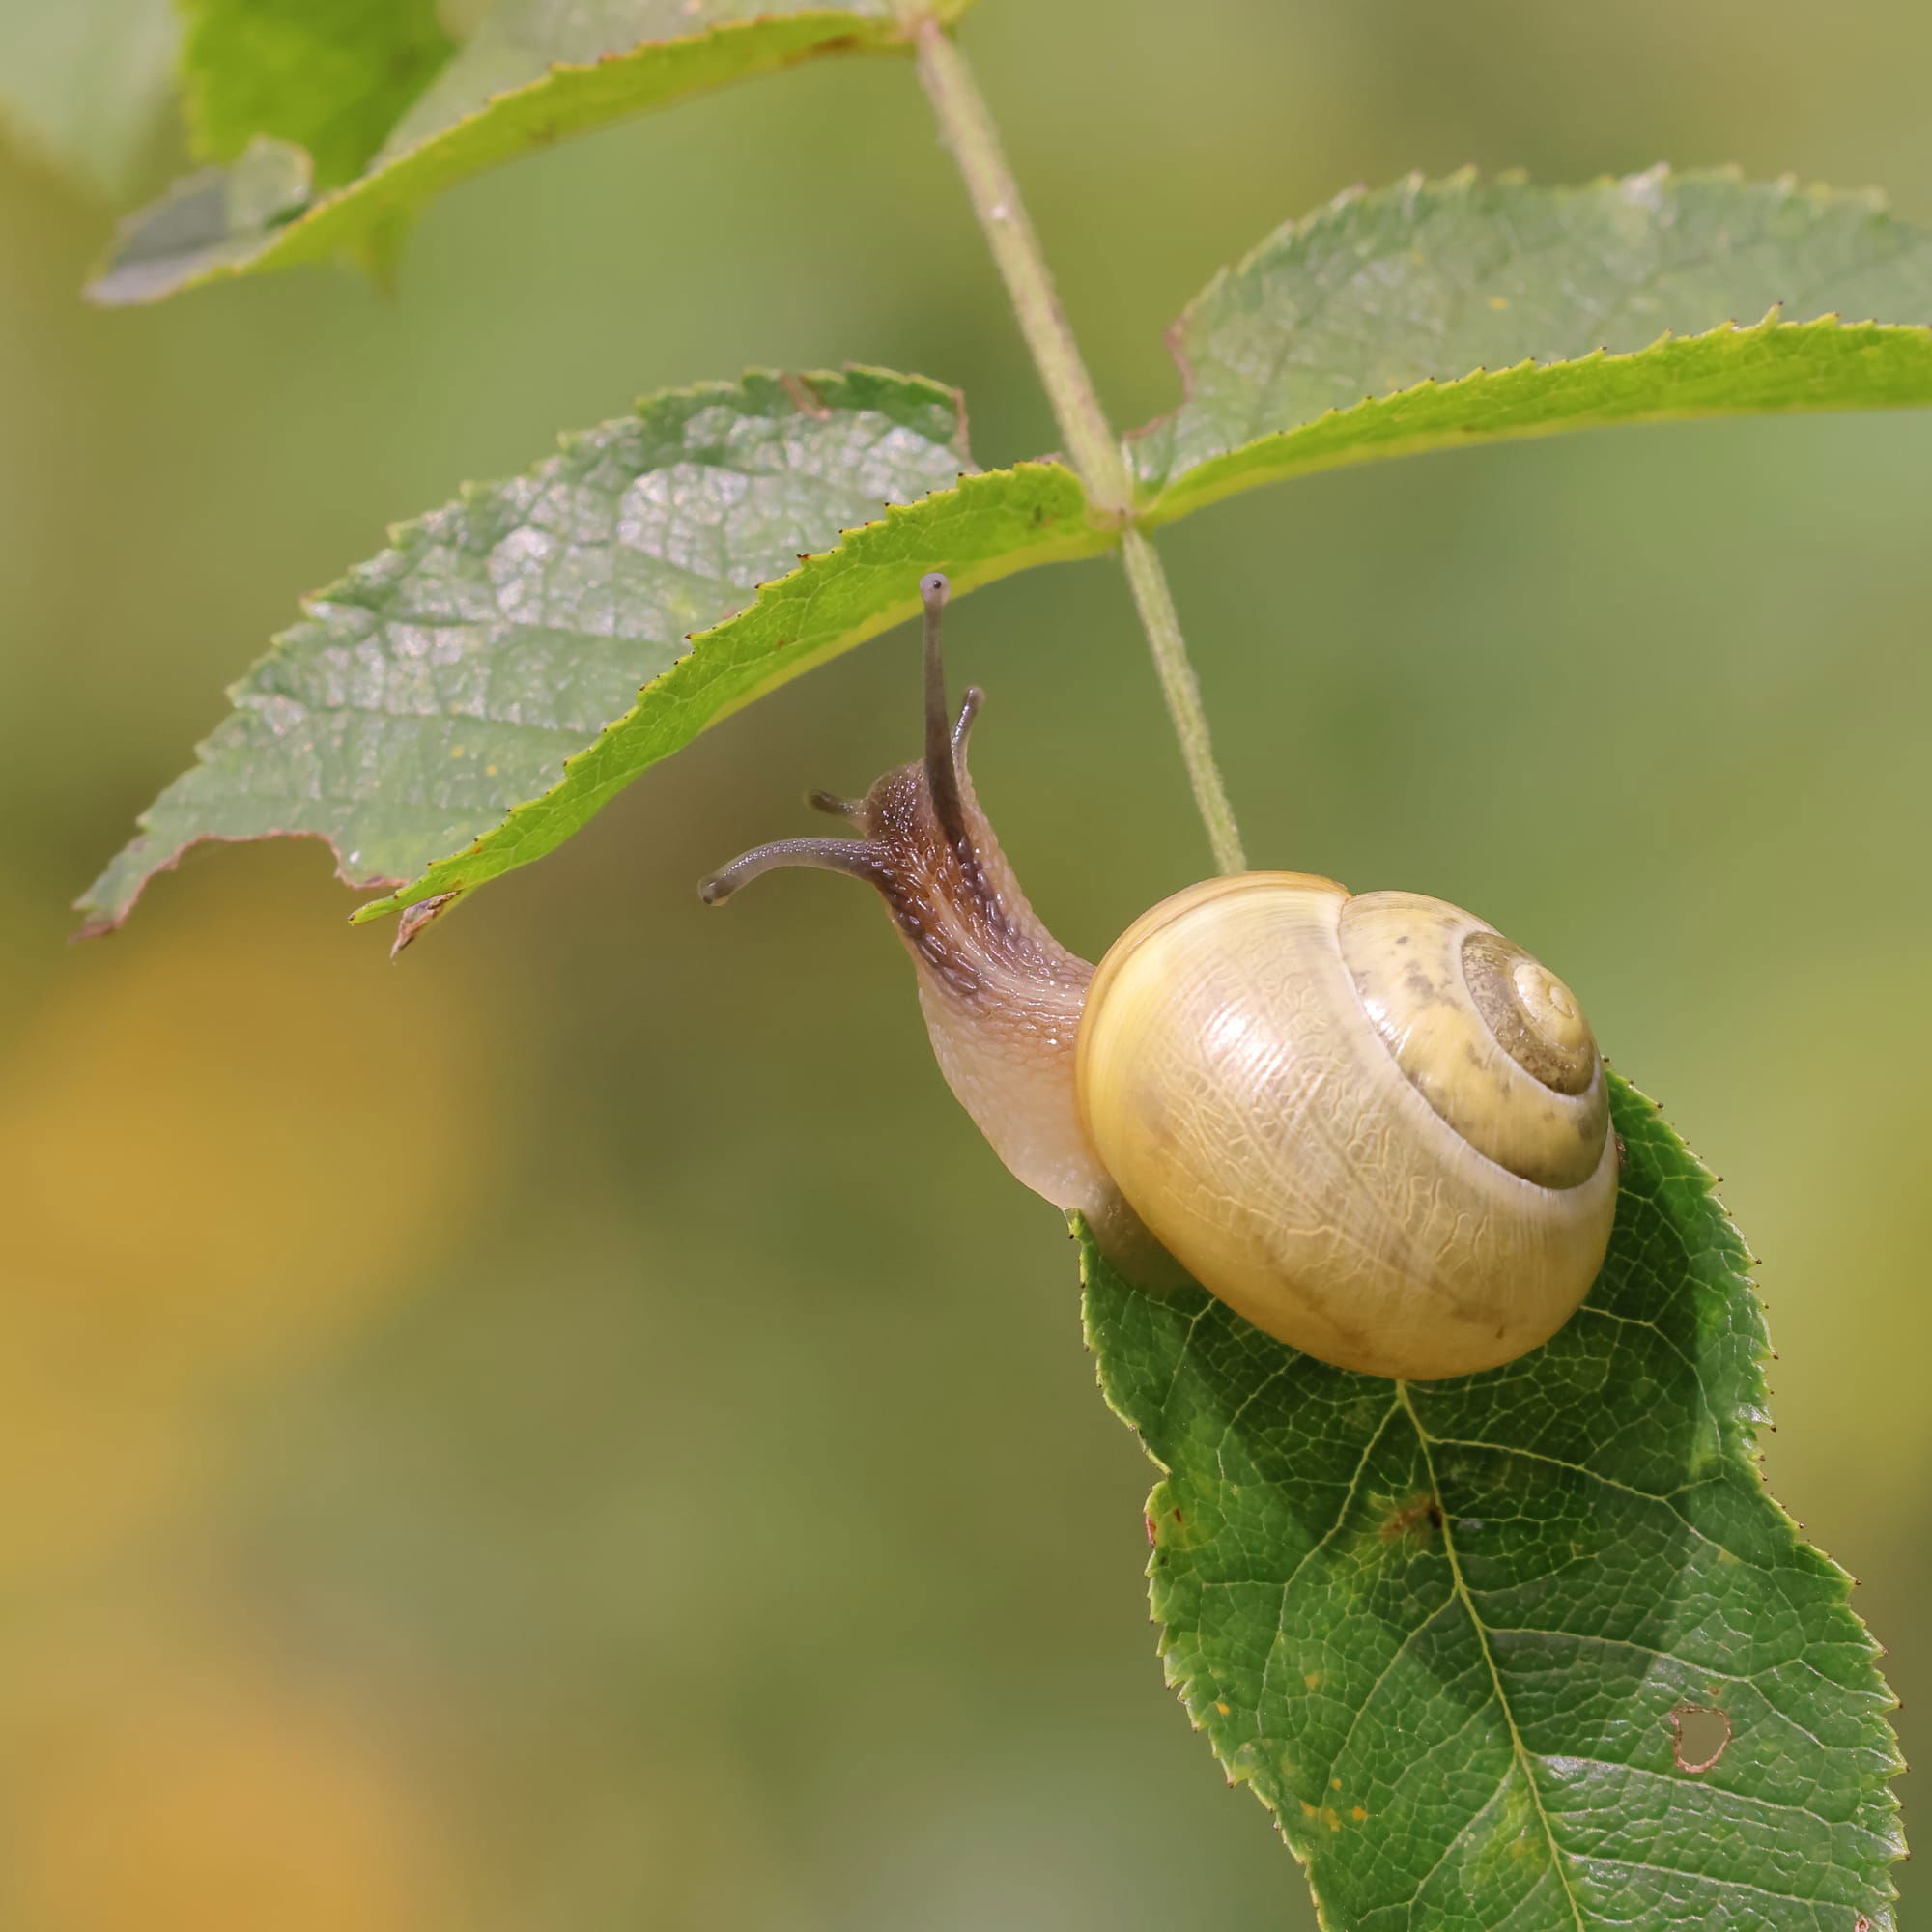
[699,573,988,913]
[920,572,969,852]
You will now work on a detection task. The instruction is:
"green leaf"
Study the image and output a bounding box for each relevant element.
[95,171,1932,938]
[85,135,317,297]
[179,0,456,192]
[0,0,179,200]
[1083,1073,1903,1931]
[77,367,1104,940]
[87,0,975,305]
[1131,169,1932,525]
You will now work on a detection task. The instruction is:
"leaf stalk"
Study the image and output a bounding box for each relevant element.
[1119,526,1248,873]
[907,14,1247,874]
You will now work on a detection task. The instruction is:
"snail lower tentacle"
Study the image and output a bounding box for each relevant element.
[696,836,880,904]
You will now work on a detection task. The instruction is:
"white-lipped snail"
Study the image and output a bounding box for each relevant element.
[700,575,1616,1380]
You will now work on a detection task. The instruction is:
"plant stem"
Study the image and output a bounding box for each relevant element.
[1119,526,1248,873]
[909,14,1248,873]
[908,15,1130,516]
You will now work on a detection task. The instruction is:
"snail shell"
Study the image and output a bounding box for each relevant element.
[701,576,1616,1381]
[1077,873,1615,1378]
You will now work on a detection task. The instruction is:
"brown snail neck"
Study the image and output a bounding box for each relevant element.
[699,574,1109,1214]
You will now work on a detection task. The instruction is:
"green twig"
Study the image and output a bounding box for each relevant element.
[908,14,1129,514]
[908,14,1247,873]
[1119,526,1248,873]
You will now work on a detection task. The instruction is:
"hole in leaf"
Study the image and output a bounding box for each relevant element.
[1668,1703,1731,1775]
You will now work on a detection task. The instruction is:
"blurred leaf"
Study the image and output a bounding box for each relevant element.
[180,0,456,191]
[78,367,1105,939]
[84,136,315,298]
[1084,1074,1903,1931]
[87,0,975,304]
[1132,169,1932,523]
[0,0,178,200]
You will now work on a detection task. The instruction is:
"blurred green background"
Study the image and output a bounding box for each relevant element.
[2,2,1927,1925]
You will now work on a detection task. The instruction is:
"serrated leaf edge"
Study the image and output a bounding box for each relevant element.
[1076,1072,1905,1929]
[1130,164,1890,452]
[1125,162,1928,514]
[351,454,1107,924]
[72,365,1100,938]
[1135,312,1932,525]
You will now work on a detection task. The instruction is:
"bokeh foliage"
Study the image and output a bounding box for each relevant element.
[179,0,455,190]
[86,0,977,302]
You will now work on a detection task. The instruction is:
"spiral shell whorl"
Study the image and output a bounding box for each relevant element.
[1337,891,1609,1191]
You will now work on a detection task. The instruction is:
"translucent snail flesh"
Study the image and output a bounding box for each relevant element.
[701,575,1616,1381]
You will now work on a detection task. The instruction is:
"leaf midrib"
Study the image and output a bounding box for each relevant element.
[1139,318,1932,524]
[1394,1378,1589,1932]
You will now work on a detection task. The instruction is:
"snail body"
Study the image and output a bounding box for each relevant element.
[702,576,1616,1381]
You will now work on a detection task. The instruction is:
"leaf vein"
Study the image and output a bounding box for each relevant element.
[1397,1382,1589,1932]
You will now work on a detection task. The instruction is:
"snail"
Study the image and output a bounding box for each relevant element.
[700,574,1616,1380]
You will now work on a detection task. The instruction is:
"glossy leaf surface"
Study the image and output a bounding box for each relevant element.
[1131,171,1932,523]
[1084,1074,1903,1930]
[78,368,1101,937]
